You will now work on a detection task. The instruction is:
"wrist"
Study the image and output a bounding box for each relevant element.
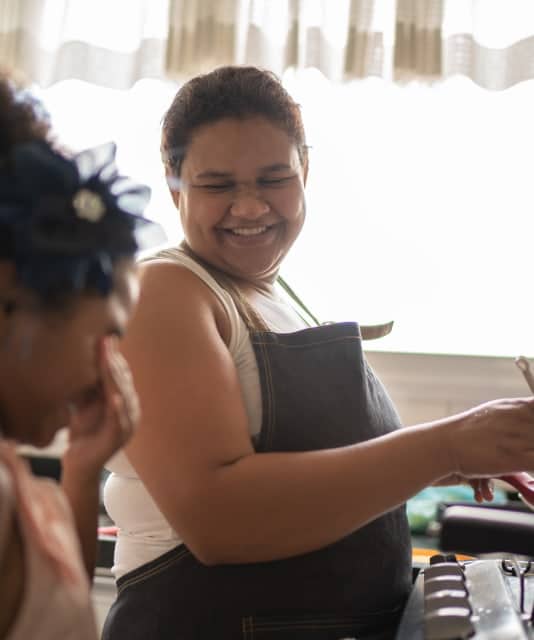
[61,455,102,486]
[420,416,460,479]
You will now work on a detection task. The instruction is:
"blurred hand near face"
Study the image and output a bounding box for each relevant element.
[62,336,139,479]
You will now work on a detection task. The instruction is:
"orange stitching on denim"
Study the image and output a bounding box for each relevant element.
[256,337,275,451]
[117,547,190,594]
[242,615,254,639]
[264,339,276,450]
[252,336,360,349]
[242,614,371,634]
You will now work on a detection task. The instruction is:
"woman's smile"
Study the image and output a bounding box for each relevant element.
[217,223,280,247]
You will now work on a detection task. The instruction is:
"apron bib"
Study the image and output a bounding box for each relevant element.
[103,322,412,639]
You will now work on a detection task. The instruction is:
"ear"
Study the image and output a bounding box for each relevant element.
[165,169,181,209]
[302,159,309,186]
[170,187,181,209]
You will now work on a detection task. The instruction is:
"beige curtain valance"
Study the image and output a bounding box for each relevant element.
[3,0,534,91]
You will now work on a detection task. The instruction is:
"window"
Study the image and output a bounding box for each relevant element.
[41,69,534,358]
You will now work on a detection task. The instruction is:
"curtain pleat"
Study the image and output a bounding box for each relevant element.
[166,0,238,77]
[344,0,383,78]
[166,0,387,82]
[394,0,443,82]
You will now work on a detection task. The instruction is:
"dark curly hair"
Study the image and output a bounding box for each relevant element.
[0,69,51,158]
[0,71,150,309]
[161,66,308,177]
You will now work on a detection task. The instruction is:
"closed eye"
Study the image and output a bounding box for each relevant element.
[257,176,295,187]
[196,183,235,192]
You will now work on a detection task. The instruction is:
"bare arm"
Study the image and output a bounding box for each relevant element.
[123,262,534,565]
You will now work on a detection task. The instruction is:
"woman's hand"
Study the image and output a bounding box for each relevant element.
[441,397,534,479]
[61,336,139,576]
[62,336,140,479]
[432,475,495,503]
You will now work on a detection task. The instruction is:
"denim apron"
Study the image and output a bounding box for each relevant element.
[103,322,412,640]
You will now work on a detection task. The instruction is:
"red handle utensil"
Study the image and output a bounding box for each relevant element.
[498,472,534,510]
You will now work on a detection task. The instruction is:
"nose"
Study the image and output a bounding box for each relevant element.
[230,188,270,219]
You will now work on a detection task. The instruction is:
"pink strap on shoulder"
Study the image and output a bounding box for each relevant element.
[0,441,85,586]
[0,457,15,563]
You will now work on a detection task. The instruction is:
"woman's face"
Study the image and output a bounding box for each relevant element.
[173,116,308,285]
[0,259,139,447]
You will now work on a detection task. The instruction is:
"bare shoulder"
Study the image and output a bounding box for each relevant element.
[0,469,24,637]
[137,258,216,310]
[133,259,231,344]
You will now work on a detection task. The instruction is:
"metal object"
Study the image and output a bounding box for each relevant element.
[498,473,534,511]
[516,356,534,394]
[396,556,534,639]
[360,321,394,340]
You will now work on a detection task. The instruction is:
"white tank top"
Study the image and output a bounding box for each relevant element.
[104,251,306,579]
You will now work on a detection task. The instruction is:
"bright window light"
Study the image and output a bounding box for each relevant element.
[40,69,534,358]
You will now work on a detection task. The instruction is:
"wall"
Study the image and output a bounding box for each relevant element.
[365,350,530,426]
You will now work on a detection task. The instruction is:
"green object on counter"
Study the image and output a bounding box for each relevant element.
[406,485,507,534]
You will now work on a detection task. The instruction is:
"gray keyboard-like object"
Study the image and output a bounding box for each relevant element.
[396,557,534,639]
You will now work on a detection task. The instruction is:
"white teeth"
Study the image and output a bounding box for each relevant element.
[229,226,268,236]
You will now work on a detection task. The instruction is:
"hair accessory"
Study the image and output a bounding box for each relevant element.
[72,188,106,222]
[0,140,153,302]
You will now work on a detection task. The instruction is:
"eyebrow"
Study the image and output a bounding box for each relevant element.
[194,164,294,180]
[194,171,232,180]
[259,163,293,173]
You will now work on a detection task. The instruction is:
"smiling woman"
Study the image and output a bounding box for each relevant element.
[101,66,534,640]
[173,117,307,283]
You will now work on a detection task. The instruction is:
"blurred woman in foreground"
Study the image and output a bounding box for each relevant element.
[0,72,150,639]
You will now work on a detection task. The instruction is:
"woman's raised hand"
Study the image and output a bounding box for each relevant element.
[440,397,534,479]
[62,336,140,477]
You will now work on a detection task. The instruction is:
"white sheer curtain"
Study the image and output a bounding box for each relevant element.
[443,0,534,90]
[395,0,534,89]
[166,0,534,89]
[0,0,169,89]
[166,0,394,82]
[4,0,534,90]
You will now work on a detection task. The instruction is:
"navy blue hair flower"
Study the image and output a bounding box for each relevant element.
[0,140,153,303]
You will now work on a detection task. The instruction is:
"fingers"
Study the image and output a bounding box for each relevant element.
[100,336,140,445]
[100,337,132,402]
[63,339,140,473]
[66,402,82,438]
[469,478,494,503]
[481,479,494,502]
